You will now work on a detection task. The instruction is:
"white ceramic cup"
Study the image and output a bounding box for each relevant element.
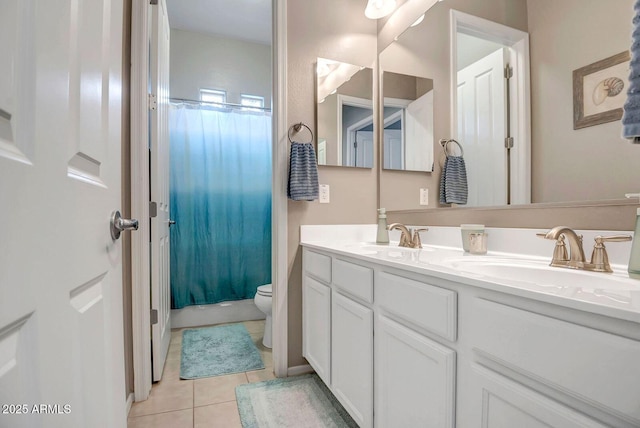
[460,224,485,252]
[468,232,488,255]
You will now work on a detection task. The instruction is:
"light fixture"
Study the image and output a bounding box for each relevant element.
[365,0,397,19]
[410,13,425,27]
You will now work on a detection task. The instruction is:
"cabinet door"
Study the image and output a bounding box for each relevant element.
[466,365,607,428]
[332,291,373,428]
[375,316,456,428]
[302,275,331,385]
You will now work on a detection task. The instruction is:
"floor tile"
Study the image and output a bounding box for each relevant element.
[129,378,193,417]
[127,409,192,428]
[243,319,266,334]
[194,401,242,428]
[246,368,276,383]
[194,372,248,407]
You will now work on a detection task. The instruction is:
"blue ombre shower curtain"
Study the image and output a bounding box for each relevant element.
[169,103,272,309]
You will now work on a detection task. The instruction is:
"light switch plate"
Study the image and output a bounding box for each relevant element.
[420,188,429,205]
[319,184,330,203]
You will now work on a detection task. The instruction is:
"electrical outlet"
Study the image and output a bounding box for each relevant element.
[420,188,429,205]
[319,184,330,203]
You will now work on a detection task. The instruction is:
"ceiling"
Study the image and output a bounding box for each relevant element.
[165,0,272,45]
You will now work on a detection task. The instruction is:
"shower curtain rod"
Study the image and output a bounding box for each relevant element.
[170,97,272,112]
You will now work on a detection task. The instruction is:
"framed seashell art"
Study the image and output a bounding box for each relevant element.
[573,51,630,129]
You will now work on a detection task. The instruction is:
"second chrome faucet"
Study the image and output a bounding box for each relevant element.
[387,223,428,249]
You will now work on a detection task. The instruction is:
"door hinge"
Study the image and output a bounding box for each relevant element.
[505,137,514,149]
[148,93,157,111]
[150,309,158,325]
[504,65,513,79]
[150,201,158,218]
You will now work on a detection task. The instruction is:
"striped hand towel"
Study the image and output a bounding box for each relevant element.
[287,142,319,201]
[439,156,468,205]
[623,0,640,142]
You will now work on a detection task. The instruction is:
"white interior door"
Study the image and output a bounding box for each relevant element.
[383,130,403,169]
[150,0,172,382]
[0,1,126,427]
[355,130,374,168]
[457,48,507,207]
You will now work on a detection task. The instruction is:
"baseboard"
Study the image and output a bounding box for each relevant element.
[125,392,134,417]
[287,364,315,377]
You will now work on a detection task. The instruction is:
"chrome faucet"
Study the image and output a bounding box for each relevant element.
[387,223,428,249]
[539,226,631,272]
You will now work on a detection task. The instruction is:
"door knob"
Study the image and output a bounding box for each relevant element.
[110,210,139,240]
[169,220,176,227]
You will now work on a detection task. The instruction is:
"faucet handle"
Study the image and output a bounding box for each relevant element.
[589,235,632,272]
[537,232,569,263]
[411,228,429,249]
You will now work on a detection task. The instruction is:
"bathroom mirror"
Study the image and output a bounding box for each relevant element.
[382,71,434,172]
[379,0,640,210]
[316,58,374,168]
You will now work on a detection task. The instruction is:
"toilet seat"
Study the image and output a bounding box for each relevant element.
[257,284,272,296]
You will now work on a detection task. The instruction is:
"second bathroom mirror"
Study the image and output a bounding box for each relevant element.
[316,58,374,168]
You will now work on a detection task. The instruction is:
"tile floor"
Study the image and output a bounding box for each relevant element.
[127,319,274,428]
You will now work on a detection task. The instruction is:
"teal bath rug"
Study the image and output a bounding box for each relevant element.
[180,324,264,379]
[235,374,358,428]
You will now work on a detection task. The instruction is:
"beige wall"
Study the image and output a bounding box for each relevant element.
[286,0,377,367]
[170,29,272,105]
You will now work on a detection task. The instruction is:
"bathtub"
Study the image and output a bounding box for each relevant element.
[170,298,265,329]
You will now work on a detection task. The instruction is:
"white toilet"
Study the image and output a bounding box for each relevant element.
[254,284,272,348]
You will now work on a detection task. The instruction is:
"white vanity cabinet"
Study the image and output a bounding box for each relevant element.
[302,243,640,428]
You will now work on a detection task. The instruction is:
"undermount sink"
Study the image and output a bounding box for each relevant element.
[344,242,434,256]
[442,257,638,291]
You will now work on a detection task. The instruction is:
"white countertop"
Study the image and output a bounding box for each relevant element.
[300,225,640,323]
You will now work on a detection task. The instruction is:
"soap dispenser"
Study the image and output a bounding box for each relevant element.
[376,208,389,244]
[625,193,640,278]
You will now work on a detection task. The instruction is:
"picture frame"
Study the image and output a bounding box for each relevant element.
[573,51,630,130]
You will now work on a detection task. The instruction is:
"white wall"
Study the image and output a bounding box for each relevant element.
[170,29,272,106]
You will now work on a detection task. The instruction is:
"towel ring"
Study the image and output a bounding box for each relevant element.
[288,122,314,144]
[439,138,464,158]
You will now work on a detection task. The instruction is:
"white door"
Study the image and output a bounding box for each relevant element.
[383,129,403,169]
[0,1,126,427]
[150,0,172,382]
[457,48,507,207]
[355,130,374,168]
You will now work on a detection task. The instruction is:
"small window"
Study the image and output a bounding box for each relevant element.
[200,89,226,106]
[240,94,265,111]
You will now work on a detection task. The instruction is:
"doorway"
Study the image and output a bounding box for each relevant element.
[129,0,287,403]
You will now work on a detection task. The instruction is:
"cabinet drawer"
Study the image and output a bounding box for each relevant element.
[377,272,457,341]
[303,249,331,284]
[333,258,373,303]
[471,299,640,424]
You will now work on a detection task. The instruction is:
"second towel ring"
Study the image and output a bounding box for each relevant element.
[288,122,314,144]
[439,138,464,158]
